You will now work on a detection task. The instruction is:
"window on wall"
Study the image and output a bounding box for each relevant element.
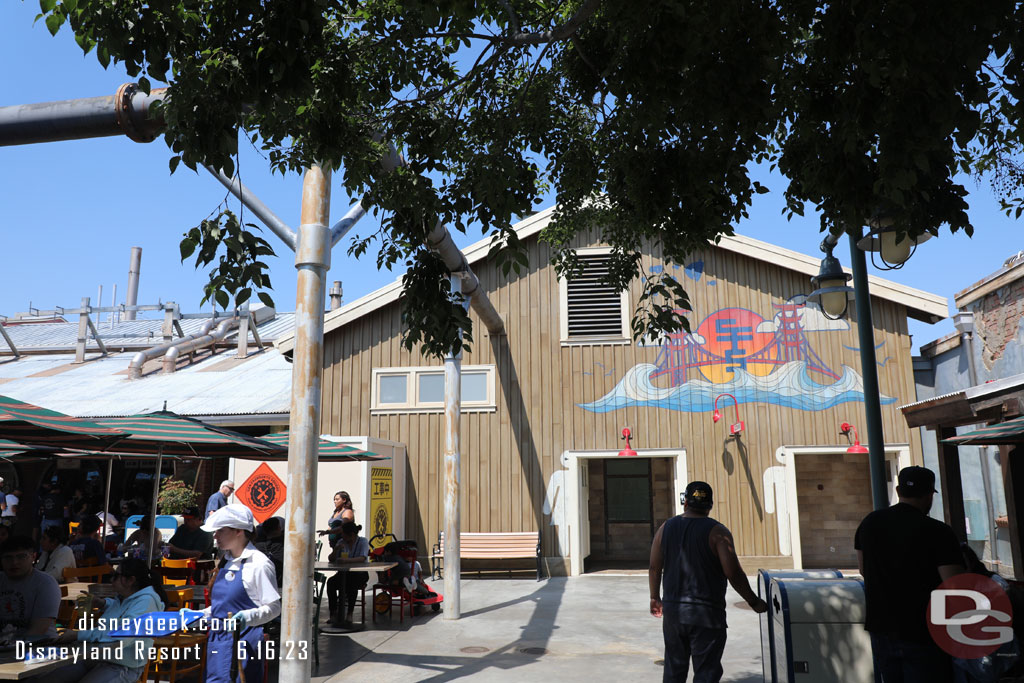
[559,248,630,343]
[371,365,496,412]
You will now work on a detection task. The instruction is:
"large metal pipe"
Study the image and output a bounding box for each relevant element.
[205,166,298,252]
[329,281,343,310]
[443,273,467,619]
[426,221,505,335]
[0,83,166,146]
[162,317,239,373]
[280,165,331,682]
[128,317,218,379]
[125,247,143,321]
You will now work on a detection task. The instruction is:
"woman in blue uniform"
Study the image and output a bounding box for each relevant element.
[201,504,281,683]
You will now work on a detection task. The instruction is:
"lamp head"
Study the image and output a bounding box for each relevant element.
[809,250,853,319]
[856,216,933,270]
[712,409,722,423]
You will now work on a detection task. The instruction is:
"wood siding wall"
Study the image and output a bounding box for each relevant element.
[320,234,923,561]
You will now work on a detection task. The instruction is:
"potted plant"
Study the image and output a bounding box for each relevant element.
[158,477,200,515]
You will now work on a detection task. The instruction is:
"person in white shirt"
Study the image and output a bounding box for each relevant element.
[36,526,76,583]
[1,489,20,519]
[201,504,280,683]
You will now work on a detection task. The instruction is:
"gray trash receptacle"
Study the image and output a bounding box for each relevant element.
[758,569,843,683]
[771,577,873,683]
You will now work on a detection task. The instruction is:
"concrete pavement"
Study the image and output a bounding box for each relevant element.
[311,575,765,682]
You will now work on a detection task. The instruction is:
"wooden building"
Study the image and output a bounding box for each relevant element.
[278,207,947,575]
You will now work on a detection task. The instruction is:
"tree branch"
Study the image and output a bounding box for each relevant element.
[498,0,521,33]
[421,0,601,47]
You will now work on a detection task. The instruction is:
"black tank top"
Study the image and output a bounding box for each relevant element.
[661,515,727,628]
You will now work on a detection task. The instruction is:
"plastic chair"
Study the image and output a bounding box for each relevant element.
[63,564,113,583]
[138,630,207,682]
[56,599,77,630]
[165,587,194,610]
[68,521,79,537]
[312,571,327,668]
[160,558,196,586]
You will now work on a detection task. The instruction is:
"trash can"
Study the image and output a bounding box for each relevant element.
[770,577,873,683]
[758,569,843,683]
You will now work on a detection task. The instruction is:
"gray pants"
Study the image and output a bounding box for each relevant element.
[662,613,727,683]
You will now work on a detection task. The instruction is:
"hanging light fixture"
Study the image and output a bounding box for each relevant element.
[840,422,868,454]
[855,214,933,270]
[618,427,638,457]
[808,239,854,320]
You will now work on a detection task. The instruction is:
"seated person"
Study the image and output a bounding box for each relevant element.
[326,521,369,625]
[118,515,165,560]
[68,516,107,567]
[94,510,119,544]
[167,507,214,560]
[0,535,60,641]
[254,517,284,587]
[36,526,76,584]
[46,559,167,683]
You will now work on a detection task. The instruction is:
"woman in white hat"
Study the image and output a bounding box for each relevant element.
[201,504,280,683]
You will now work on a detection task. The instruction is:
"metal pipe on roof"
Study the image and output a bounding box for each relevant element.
[162,317,240,373]
[0,83,166,146]
[125,247,143,321]
[329,282,343,310]
[128,317,218,380]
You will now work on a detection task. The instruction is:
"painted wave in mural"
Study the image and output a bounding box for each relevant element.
[577,361,897,413]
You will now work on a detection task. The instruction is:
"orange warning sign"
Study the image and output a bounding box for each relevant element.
[236,463,286,524]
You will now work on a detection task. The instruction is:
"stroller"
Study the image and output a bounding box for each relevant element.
[369,534,444,621]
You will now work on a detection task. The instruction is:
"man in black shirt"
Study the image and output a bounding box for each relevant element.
[649,481,767,683]
[854,465,964,682]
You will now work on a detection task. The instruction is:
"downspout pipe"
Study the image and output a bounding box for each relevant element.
[955,311,1000,568]
[127,318,218,380]
[162,317,240,373]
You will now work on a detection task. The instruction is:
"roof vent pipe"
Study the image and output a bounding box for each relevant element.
[162,317,241,374]
[125,247,142,321]
[329,281,343,311]
[128,317,218,379]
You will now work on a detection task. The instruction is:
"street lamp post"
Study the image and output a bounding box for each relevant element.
[809,224,930,510]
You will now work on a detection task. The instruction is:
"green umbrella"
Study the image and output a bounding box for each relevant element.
[941,415,1024,446]
[0,395,126,446]
[254,432,383,461]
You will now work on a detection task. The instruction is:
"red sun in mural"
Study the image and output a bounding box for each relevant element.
[695,308,776,383]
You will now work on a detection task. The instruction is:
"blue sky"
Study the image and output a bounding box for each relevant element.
[2,2,1020,352]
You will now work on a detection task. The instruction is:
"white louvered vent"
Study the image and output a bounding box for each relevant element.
[565,254,626,338]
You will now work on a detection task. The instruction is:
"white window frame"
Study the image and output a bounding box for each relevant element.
[371,365,497,414]
[558,246,631,345]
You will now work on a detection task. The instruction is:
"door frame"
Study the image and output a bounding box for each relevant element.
[776,443,911,570]
[565,448,687,577]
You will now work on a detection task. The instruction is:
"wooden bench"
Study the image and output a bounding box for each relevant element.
[431,531,543,581]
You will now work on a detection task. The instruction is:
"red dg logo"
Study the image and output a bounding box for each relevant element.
[927,573,1014,658]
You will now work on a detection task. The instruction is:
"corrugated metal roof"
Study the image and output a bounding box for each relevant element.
[0,349,292,418]
[898,390,966,412]
[0,312,295,353]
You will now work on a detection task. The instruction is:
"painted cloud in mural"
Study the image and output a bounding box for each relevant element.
[755,298,850,334]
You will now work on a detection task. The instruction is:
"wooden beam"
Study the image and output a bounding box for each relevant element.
[938,427,967,542]
[1000,445,1024,580]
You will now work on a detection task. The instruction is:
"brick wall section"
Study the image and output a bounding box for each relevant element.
[972,281,1024,370]
[588,457,675,562]
[796,452,873,568]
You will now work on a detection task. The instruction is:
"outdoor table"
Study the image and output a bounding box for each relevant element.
[0,652,71,680]
[313,561,396,634]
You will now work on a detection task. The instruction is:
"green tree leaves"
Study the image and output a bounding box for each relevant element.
[179,209,276,311]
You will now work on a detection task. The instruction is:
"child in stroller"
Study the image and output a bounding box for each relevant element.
[370,535,442,612]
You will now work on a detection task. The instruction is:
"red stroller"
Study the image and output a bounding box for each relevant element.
[369,534,443,622]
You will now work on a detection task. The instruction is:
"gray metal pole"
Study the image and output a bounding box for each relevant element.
[443,274,466,619]
[280,165,331,681]
[848,230,889,509]
[125,247,143,321]
[146,445,164,566]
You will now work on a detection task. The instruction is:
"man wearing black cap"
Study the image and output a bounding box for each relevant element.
[854,465,964,682]
[167,506,215,560]
[649,481,767,682]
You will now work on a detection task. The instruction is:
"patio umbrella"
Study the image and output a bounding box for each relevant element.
[941,415,1024,446]
[0,395,126,446]
[83,411,287,564]
[252,432,384,461]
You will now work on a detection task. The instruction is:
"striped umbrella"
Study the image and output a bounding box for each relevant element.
[84,411,287,564]
[254,432,383,462]
[941,416,1024,446]
[0,395,126,446]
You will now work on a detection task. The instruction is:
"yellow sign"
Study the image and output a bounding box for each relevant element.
[369,466,393,539]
